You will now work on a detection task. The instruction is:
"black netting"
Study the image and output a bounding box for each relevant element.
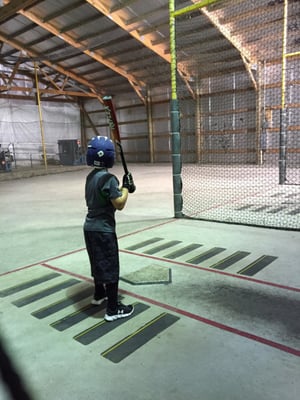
[173,0,300,229]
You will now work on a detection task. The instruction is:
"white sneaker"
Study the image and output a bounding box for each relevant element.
[104,303,134,321]
[91,297,107,305]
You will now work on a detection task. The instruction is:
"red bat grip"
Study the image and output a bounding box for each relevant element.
[102,96,120,142]
[103,96,128,174]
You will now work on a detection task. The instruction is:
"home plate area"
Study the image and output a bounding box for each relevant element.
[0,265,179,364]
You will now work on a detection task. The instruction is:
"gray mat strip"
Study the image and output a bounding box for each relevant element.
[144,240,182,255]
[125,237,163,251]
[51,302,105,331]
[31,287,93,319]
[210,251,251,270]
[238,255,278,276]
[102,313,180,363]
[74,303,149,345]
[12,279,79,307]
[186,247,226,264]
[0,272,60,297]
[163,243,203,259]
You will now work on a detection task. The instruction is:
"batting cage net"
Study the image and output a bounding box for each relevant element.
[172,0,300,230]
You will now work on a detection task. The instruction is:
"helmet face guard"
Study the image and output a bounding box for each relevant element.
[86,136,115,168]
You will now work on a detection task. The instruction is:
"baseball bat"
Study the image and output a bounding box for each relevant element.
[102,95,129,175]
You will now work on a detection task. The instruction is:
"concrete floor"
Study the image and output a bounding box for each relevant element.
[0,164,299,400]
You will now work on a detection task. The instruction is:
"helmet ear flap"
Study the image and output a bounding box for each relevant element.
[86,136,115,167]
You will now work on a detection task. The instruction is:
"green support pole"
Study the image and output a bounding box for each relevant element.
[170,0,183,218]
[171,99,183,217]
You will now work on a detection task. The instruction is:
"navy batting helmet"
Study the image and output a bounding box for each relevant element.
[86,136,115,168]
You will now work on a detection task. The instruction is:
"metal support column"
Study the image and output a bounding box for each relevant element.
[170,0,183,217]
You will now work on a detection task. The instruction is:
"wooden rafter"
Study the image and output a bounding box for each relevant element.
[0,73,8,86]
[86,0,192,82]
[0,85,98,97]
[59,13,103,35]
[61,76,69,91]
[7,59,21,85]
[86,0,171,64]
[125,4,169,26]
[110,0,138,13]
[41,72,60,90]
[18,8,145,88]
[0,31,102,98]
[42,0,85,22]
[200,4,256,65]
[0,0,41,23]
[38,67,64,91]
[195,2,258,88]
[78,101,99,138]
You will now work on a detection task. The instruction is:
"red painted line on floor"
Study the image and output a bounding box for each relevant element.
[118,218,177,239]
[119,249,300,293]
[2,238,299,294]
[0,248,86,277]
[41,263,93,283]
[0,220,177,278]
[40,262,300,357]
[120,288,300,357]
[0,264,38,276]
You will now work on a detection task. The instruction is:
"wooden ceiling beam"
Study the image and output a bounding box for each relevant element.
[42,0,85,23]
[25,32,54,47]
[7,59,21,85]
[198,3,256,64]
[1,67,50,87]
[138,18,168,36]
[70,58,96,69]
[18,8,145,90]
[76,25,115,42]
[51,50,83,63]
[38,67,64,91]
[110,0,139,13]
[76,65,104,76]
[217,3,282,25]
[6,22,36,38]
[0,0,41,23]
[59,13,103,34]
[86,0,171,64]
[0,31,103,96]
[42,43,72,57]
[89,34,132,52]
[0,93,76,102]
[86,0,192,84]
[0,85,98,97]
[102,43,143,59]
[125,4,168,26]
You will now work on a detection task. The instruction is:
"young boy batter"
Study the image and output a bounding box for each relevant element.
[83,136,135,321]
